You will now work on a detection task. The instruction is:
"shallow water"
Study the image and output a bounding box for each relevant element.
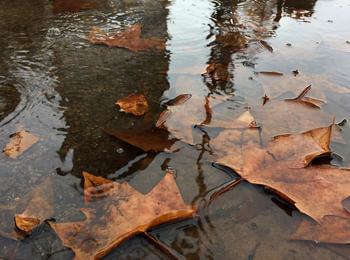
[1,0,350,258]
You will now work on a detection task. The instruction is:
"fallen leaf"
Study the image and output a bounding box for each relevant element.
[104,127,176,152]
[255,71,284,76]
[115,93,148,116]
[252,86,332,141]
[88,24,165,52]
[15,178,54,234]
[258,40,273,52]
[0,178,53,239]
[292,216,350,244]
[157,94,247,145]
[3,130,39,159]
[83,172,113,204]
[262,94,270,105]
[164,94,192,107]
[285,85,325,108]
[215,124,350,222]
[50,171,196,260]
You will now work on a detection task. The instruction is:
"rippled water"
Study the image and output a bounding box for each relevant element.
[1,0,350,258]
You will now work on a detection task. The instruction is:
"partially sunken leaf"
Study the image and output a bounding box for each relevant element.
[252,87,333,141]
[15,178,54,234]
[216,125,350,222]
[285,85,325,108]
[157,94,246,145]
[255,71,284,76]
[88,24,165,52]
[104,127,176,152]
[83,172,113,204]
[50,171,196,260]
[115,93,148,116]
[0,178,53,239]
[3,130,39,159]
[164,94,192,107]
[291,216,350,244]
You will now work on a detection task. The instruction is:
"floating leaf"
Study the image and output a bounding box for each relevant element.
[3,130,39,159]
[88,24,165,52]
[164,94,192,107]
[215,124,350,223]
[115,93,148,116]
[259,40,273,52]
[104,127,176,152]
[50,171,196,260]
[255,71,284,76]
[15,178,54,234]
[285,85,325,108]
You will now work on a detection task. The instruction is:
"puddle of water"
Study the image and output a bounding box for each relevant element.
[1,0,350,258]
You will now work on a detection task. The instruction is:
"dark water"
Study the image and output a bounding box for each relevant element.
[1,0,350,258]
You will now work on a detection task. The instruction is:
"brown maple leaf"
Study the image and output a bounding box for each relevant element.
[50,171,196,259]
[115,93,149,116]
[214,123,350,232]
[156,94,248,145]
[88,24,165,52]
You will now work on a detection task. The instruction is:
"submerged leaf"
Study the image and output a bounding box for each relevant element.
[88,24,165,52]
[255,71,284,76]
[285,85,325,108]
[115,93,148,116]
[104,127,176,152]
[15,178,54,234]
[3,130,39,159]
[0,178,53,239]
[50,171,196,260]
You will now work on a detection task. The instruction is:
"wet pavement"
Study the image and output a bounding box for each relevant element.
[1,0,350,259]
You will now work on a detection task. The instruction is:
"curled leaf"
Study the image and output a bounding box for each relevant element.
[115,93,148,116]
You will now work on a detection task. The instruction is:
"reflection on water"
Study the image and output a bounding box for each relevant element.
[1,0,350,258]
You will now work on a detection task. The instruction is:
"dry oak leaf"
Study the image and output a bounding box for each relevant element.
[50,171,196,260]
[3,130,39,159]
[215,124,350,222]
[115,93,149,116]
[88,24,165,52]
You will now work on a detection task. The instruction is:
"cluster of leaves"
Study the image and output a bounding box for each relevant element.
[2,12,350,259]
[108,84,350,245]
